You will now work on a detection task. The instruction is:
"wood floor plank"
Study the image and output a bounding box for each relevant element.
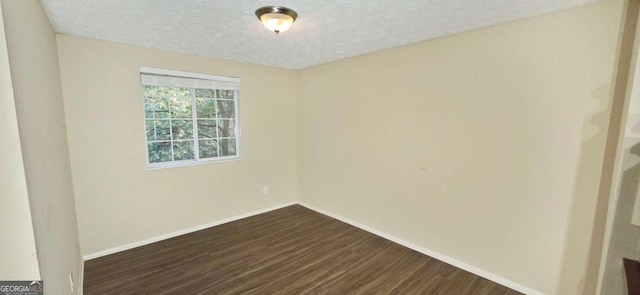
[83,205,522,294]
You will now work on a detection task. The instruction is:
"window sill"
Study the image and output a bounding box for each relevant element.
[146,156,242,170]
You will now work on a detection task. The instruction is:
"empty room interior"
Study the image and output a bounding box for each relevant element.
[5,0,640,294]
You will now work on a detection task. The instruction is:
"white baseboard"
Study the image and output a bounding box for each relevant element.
[80,200,543,295]
[82,201,297,261]
[298,202,545,295]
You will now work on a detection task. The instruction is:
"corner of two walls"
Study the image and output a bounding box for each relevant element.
[0,0,41,282]
[600,1,640,292]
[56,35,299,257]
[1,0,82,294]
[52,0,624,294]
[295,1,624,294]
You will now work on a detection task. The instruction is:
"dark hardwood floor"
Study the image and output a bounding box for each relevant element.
[84,205,522,294]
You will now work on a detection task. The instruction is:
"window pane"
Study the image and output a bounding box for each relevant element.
[173,141,194,161]
[143,119,171,141]
[196,98,216,118]
[216,100,235,118]
[195,89,216,98]
[146,120,155,141]
[170,96,192,118]
[199,139,218,159]
[144,96,154,118]
[218,138,236,157]
[171,120,193,140]
[219,90,234,99]
[218,119,235,137]
[144,95,170,118]
[148,141,172,163]
[166,87,190,98]
[143,85,155,97]
[142,73,239,167]
[143,85,169,98]
[155,97,170,118]
[197,119,217,139]
[154,120,171,140]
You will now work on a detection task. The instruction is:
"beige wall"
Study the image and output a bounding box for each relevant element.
[559,1,636,294]
[1,0,82,293]
[601,136,640,295]
[0,0,40,281]
[297,1,622,294]
[601,8,640,292]
[48,1,625,293]
[56,35,299,256]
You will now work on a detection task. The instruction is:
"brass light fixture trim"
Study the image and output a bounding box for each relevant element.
[255,6,298,34]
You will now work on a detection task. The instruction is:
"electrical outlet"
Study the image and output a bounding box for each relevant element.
[69,271,74,293]
[262,186,269,195]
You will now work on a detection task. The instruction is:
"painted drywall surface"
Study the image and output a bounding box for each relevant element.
[297,1,621,294]
[56,35,298,256]
[631,16,640,228]
[600,142,640,295]
[557,1,631,294]
[0,0,40,281]
[601,24,640,293]
[1,0,82,292]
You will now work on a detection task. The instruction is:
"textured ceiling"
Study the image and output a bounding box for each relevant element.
[41,0,604,69]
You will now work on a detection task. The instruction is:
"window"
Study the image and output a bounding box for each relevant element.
[140,67,240,168]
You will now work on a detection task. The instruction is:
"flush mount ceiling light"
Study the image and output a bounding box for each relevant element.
[255,6,298,35]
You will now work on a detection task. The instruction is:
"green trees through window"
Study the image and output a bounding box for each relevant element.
[143,85,238,165]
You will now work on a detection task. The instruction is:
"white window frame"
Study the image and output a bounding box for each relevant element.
[140,67,241,170]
